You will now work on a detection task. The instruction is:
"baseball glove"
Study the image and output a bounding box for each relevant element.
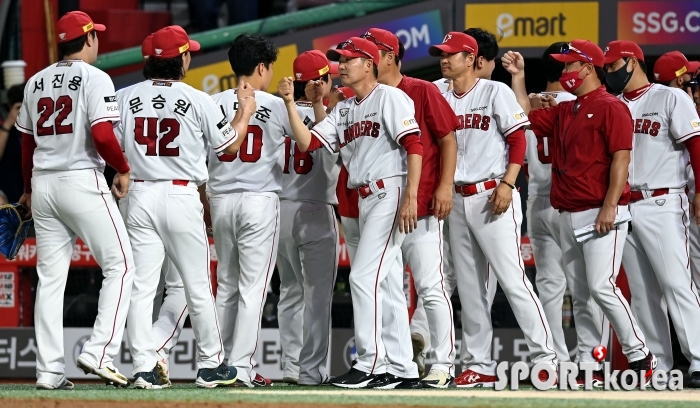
[0,203,33,260]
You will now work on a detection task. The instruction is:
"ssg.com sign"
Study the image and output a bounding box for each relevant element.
[466,2,599,47]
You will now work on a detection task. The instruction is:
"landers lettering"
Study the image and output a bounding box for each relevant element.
[495,361,683,391]
[457,113,491,131]
[340,121,381,147]
[634,118,661,136]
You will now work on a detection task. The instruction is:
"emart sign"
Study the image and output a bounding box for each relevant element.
[465,2,599,47]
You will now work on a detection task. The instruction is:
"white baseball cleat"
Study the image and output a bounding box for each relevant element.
[36,376,75,390]
[421,369,454,388]
[76,355,129,387]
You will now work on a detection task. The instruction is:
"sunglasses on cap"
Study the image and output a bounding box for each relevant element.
[337,40,375,60]
[359,32,394,52]
[562,43,593,63]
[682,78,699,91]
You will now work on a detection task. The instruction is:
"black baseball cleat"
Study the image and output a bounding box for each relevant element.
[195,363,238,388]
[629,352,657,388]
[330,368,377,389]
[133,366,163,389]
[367,373,422,390]
[689,371,700,388]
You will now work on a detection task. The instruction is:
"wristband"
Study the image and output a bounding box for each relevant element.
[500,179,516,189]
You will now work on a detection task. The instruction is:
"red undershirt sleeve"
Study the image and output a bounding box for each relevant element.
[91,121,130,174]
[506,127,526,165]
[685,136,700,192]
[399,133,423,156]
[21,132,36,194]
[306,136,323,152]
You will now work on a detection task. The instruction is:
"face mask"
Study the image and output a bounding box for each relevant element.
[605,59,633,93]
[559,67,587,93]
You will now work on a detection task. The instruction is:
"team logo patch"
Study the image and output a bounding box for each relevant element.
[104,96,117,103]
[513,111,526,120]
[155,48,163,56]
[655,199,666,206]
[402,117,417,128]
[691,120,700,130]
[587,114,594,118]
[378,193,387,199]
[340,108,349,117]
[152,81,173,87]
[59,33,66,41]
[295,73,302,80]
[216,117,228,129]
[56,62,72,67]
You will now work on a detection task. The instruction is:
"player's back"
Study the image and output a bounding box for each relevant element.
[279,101,339,204]
[525,91,576,196]
[17,60,119,172]
[117,80,231,185]
[208,89,289,194]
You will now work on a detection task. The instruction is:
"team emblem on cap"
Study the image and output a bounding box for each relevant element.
[155,48,163,56]
[59,33,66,40]
[604,46,609,54]
[654,73,660,80]
[295,73,302,80]
[443,34,452,43]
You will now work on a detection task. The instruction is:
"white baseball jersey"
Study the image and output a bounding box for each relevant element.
[16,60,119,172]
[115,80,236,185]
[619,84,700,190]
[525,91,576,196]
[433,78,451,93]
[310,84,420,188]
[207,90,290,195]
[279,101,340,204]
[444,79,530,184]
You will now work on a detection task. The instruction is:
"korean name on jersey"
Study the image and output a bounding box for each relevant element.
[310,84,420,188]
[115,80,236,185]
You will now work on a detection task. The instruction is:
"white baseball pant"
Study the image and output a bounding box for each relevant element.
[527,194,571,362]
[340,216,360,264]
[211,191,280,384]
[122,180,224,375]
[560,206,649,365]
[151,257,189,361]
[351,178,417,378]
[623,192,700,374]
[689,193,700,290]
[32,169,135,385]
[401,217,455,375]
[449,188,557,375]
[277,200,338,384]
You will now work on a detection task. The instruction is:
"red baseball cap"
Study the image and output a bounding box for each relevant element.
[603,40,644,65]
[141,34,154,58]
[326,37,380,65]
[56,11,105,43]
[654,51,693,82]
[293,50,332,81]
[329,63,339,75]
[361,28,399,53]
[428,32,478,56]
[551,40,605,68]
[151,26,200,59]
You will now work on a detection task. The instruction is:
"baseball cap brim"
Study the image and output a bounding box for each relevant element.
[550,53,587,64]
[188,39,201,52]
[329,63,339,75]
[603,54,624,65]
[689,61,700,75]
[428,44,466,57]
[327,48,366,62]
[93,23,106,32]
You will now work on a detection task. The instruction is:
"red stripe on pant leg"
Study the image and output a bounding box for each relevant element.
[249,198,280,371]
[157,305,188,353]
[93,170,129,367]
[370,187,402,374]
[608,228,646,349]
[437,220,455,371]
[510,199,557,360]
[679,195,700,308]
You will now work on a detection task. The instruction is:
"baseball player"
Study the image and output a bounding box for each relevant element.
[524,42,579,365]
[413,27,501,378]
[431,32,557,388]
[208,33,289,387]
[504,40,656,387]
[16,11,135,389]
[604,42,700,388]
[116,25,254,388]
[362,28,458,388]
[279,36,423,389]
[689,68,700,293]
[276,50,341,385]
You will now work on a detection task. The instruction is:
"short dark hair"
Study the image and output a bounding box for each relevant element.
[595,66,606,82]
[7,83,25,105]
[143,54,186,80]
[464,28,499,61]
[58,31,96,59]
[228,34,278,77]
[380,41,406,66]
[542,42,567,83]
[637,60,648,75]
[293,73,330,100]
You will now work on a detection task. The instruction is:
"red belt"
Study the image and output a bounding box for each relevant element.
[629,188,669,203]
[455,180,498,197]
[357,179,385,199]
[134,180,190,186]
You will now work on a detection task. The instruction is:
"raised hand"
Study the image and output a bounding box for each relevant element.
[502,51,525,76]
[305,80,325,104]
[278,77,295,104]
